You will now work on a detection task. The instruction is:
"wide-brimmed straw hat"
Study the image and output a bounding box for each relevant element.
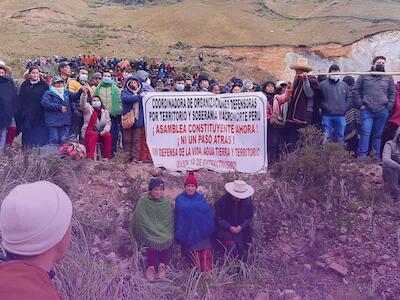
[225,180,254,199]
[289,58,313,71]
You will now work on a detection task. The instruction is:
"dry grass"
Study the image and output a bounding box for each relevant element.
[0,134,396,299]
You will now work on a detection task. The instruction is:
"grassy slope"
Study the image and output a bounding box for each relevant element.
[0,0,399,64]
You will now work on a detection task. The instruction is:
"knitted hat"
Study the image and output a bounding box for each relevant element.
[184,172,198,187]
[148,178,165,191]
[0,181,73,256]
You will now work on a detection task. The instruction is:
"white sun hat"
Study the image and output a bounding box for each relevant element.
[225,180,255,199]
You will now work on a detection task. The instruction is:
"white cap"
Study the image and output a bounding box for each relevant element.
[0,181,73,256]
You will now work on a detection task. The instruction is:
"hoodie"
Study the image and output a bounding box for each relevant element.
[121,76,144,128]
[383,127,400,170]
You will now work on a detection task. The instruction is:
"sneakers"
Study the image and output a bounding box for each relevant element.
[158,263,166,280]
[145,266,156,282]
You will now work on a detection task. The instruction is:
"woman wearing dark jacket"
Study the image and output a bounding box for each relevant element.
[121,76,151,161]
[215,180,255,260]
[18,67,49,147]
[0,65,17,154]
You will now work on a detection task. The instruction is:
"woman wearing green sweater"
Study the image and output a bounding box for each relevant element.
[130,178,173,282]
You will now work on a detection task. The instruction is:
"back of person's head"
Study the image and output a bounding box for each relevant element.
[342,76,355,87]
[317,75,328,83]
[0,181,73,260]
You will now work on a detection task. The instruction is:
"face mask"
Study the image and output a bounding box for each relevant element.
[92,101,102,108]
[184,85,191,91]
[329,75,340,82]
[176,83,185,91]
[375,64,385,72]
[51,86,65,98]
[52,86,64,93]
[79,74,88,82]
[145,78,151,85]
[102,77,113,84]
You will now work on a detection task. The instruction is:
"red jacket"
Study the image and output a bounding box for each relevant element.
[0,261,63,300]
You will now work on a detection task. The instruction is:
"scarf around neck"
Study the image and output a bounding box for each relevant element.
[95,82,121,116]
[130,193,174,250]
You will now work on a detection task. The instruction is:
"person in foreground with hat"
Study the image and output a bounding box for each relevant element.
[175,172,214,272]
[215,180,255,260]
[285,57,321,151]
[130,178,174,281]
[0,181,73,300]
[41,75,83,145]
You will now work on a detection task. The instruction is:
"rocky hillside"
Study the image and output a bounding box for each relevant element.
[1,130,399,299]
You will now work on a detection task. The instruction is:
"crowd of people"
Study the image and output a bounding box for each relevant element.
[0,175,255,297]
[0,53,400,296]
[0,54,399,195]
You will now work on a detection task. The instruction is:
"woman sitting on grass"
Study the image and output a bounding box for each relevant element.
[130,178,173,282]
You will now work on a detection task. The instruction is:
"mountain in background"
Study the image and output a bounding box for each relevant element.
[1,0,399,82]
[1,0,399,59]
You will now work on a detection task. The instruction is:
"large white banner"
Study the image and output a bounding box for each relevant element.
[143,92,268,173]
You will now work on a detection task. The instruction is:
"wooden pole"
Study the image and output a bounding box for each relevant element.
[309,71,400,76]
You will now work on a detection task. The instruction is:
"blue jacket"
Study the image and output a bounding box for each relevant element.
[121,76,144,128]
[41,88,81,127]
